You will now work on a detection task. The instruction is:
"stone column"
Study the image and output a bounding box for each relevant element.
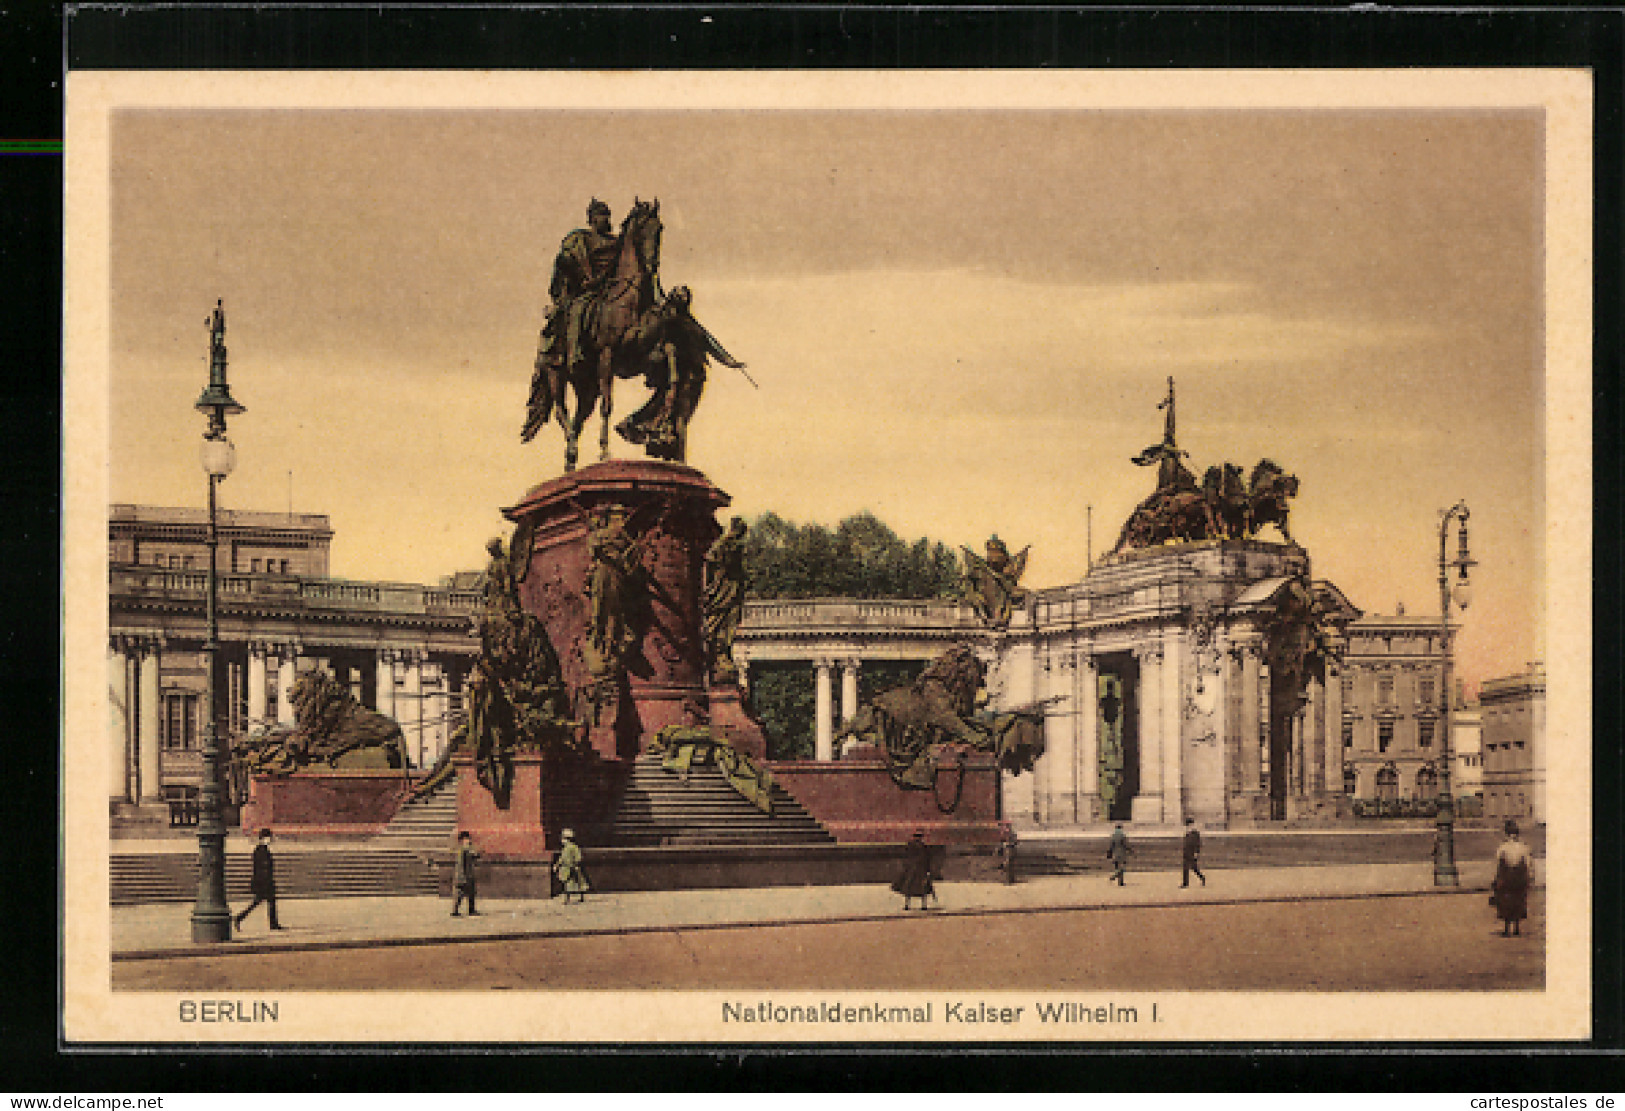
[736,657,750,696]
[1324,655,1346,799]
[376,649,397,719]
[137,638,163,803]
[424,663,447,766]
[246,641,268,732]
[109,638,132,801]
[275,645,299,725]
[402,650,424,767]
[1306,673,1325,795]
[1161,632,1184,826]
[1132,641,1164,824]
[1238,637,1264,801]
[814,658,834,761]
[1077,652,1100,821]
[839,658,861,724]
[1043,651,1077,825]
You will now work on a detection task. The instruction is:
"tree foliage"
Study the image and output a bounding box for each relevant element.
[741,512,961,759]
[742,511,962,600]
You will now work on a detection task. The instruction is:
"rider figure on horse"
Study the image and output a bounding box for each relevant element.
[541,199,624,376]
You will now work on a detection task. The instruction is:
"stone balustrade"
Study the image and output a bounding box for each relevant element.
[110,565,480,617]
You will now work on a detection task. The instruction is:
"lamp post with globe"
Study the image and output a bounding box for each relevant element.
[1433,500,1475,887]
[192,299,244,943]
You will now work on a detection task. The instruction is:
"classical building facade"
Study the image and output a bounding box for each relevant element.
[1479,664,1547,825]
[734,540,1501,830]
[1338,613,1454,806]
[108,504,481,822]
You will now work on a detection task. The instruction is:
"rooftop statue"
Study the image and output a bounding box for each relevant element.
[1113,378,1300,552]
[522,198,747,472]
[961,535,1029,629]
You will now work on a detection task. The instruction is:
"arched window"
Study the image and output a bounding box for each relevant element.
[1415,763,1438,799]
[1375,764,1399,801]
[1342,765,1358,796]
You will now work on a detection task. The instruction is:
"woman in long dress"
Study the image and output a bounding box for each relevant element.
[1492,819,1531,937]
[554,828,591,905]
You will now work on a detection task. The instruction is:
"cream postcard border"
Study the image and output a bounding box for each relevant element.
[63,69,1593,1043]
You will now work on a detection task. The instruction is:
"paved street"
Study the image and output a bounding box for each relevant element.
[111,860,1542,992]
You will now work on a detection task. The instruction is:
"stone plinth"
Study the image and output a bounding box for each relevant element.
[240,771,409,836]
[705,684,768,761]
[506,460,761,759]
[452,751,625,858]
[768,756,1003,845]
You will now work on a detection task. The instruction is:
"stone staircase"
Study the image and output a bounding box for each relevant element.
[109,847,440,905]
[600,753,836,848]
[371,780,460,848]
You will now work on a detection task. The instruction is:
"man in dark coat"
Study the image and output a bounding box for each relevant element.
[893,829,937,911]
[451,830,480,917]
[1106,823,1131,886]
[233,828,283,932]
[1181,817,1206,887]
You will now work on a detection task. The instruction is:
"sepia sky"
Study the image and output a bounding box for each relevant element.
[106,106,1548,688]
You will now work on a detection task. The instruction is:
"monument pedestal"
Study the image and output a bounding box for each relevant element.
[706,684,768,761]
[240,771,409,836]
[506,460,740,760]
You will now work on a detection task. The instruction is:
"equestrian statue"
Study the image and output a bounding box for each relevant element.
[522,198,747,472]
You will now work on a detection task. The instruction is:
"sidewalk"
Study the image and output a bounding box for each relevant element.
[112,857,1526,960]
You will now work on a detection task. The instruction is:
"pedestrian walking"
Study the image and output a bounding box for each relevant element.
[450,830,480,917]
[1491,819,1531,937]
[1105,823,1131,886]
[1181,817,1206,887]
[995,823,1019,885]
[233,828,283,932]
[554,828,590,904]
[893,828,937,910]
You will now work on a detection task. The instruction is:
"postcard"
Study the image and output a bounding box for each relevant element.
[63,69,1591,1043]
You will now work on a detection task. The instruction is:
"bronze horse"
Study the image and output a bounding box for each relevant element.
[1113,457,1299,551]
[522,200,743,472]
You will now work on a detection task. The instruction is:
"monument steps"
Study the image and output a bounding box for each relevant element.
[598,753,836,848]
[110,848,439,905]
[371,784,460,846]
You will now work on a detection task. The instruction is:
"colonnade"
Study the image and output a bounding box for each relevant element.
[735,655,872,762]
[1008,626,1343,829]
[112,636,469,808]
[108,634,165,805]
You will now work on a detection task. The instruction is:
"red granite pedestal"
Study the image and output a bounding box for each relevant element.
[504,459,767,760]
[239,771,410,837]
[768,750,1004,845]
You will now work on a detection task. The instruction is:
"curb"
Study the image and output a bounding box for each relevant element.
[112,881,1515,963]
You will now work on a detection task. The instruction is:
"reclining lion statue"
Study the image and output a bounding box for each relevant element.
[238,669,408,775]
[837,643,1046,799]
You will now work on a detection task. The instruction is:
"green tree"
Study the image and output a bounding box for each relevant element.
[742,511,962,600]
[741,512,963,758]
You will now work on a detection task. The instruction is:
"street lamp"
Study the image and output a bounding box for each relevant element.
[1433,500,1475,887]
[192,299,244,943]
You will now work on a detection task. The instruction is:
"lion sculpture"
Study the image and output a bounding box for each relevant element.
[837,644,1046,798]
[239,670,407,775]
